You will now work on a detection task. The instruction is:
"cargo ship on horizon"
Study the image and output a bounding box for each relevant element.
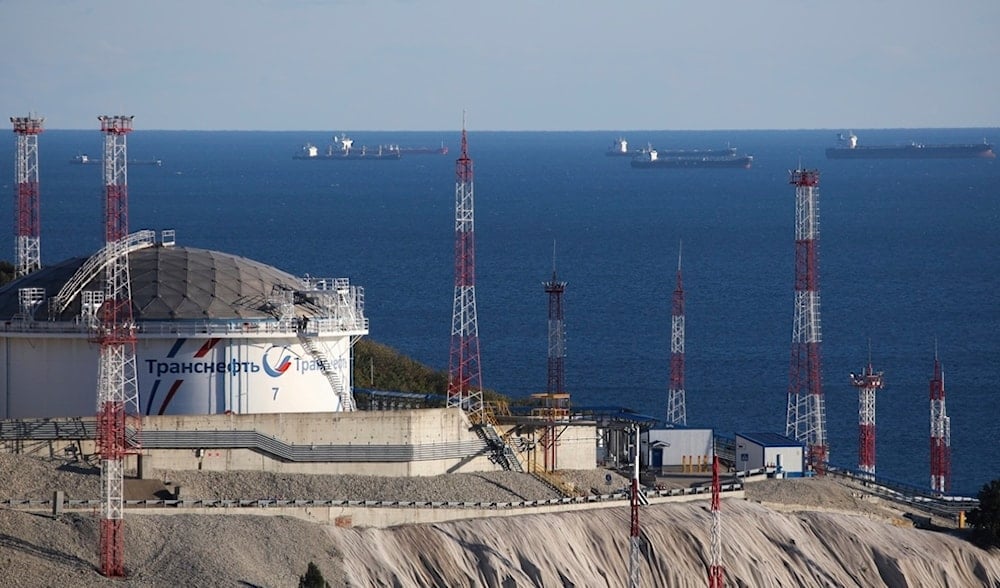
[825,132,996,159]
[630,146,753,169]
[391,142,449,155]
[293,134,401,160]
[71,153,163,166]
[608,137,738,158]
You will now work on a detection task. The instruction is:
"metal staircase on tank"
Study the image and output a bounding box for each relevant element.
[297,332,355,411]
[471,403,523,472]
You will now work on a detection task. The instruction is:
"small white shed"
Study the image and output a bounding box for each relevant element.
[734,432,805,476]
[642,427,714,470]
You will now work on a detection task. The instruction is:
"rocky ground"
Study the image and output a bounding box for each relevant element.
[1,453,998,587]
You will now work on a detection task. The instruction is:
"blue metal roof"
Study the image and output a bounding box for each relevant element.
[736,432,804,448]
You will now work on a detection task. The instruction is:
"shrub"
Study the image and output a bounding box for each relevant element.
[967,478,1000,549]
[299,561,329,588]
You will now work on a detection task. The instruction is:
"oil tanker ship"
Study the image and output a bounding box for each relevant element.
[825,132,995,159]
[630,146,753,169]
[608,137,738,158]
[71,153,163,166]
[391,142,448,155]
[293,134,401,160]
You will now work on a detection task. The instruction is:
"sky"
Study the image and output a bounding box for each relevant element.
[2,0,998,131]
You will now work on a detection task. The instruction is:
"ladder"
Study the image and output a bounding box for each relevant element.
[298,333,355,411]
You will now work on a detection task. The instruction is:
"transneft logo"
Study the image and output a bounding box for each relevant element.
[262,345,293,377]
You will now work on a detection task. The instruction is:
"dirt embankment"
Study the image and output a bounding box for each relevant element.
[1,454,998,587]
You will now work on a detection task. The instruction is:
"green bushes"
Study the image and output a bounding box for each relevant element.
[968,478,1000,549]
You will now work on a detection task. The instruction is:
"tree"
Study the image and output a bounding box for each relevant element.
[299,561,329,588]
[967,478,1000,549]
[0,260,15,287]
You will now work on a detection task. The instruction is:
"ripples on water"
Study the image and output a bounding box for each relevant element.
[2,128,997,495]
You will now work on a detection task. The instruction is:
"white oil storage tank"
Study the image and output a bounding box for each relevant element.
[0,231,368,419]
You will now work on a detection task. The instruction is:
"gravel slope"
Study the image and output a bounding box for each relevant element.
[2,454,998,587]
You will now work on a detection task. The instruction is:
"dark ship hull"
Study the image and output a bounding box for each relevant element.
[293,152,401,160]
[395,145,448,155]
[631,155,753,169]
[826,144,995,159]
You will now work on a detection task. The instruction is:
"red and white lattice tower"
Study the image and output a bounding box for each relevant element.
[541,255,567,471]
[785,168,828,472]
[708,454,724,588]
[850,357,884,477]
[929,354,951,493]
[544,253,566,396]
[666,243,686,425]
[448,116,483,420]
[95,114,141,578]
[10,115,44,277]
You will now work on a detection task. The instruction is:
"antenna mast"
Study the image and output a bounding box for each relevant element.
[95,114,141,577]
[628,424,644,587]
[544,241,566,396]
[10,115,43,277]
[667,241,686,425]
[929,353,951,493]
[785,167,828,472]
[850,347,883,478]
[448,113,483,420]
[708,453,724,588]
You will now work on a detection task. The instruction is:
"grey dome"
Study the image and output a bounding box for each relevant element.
[0,246,319,322]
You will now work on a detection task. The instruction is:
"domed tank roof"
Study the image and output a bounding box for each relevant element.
[0,245,323,322]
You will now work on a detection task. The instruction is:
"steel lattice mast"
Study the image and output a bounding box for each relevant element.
[785,168,828,472]
[448,116,483,420]
[628,425,642,588]
[929,354,951,493]
[544,248,566,396]
[708,454,724,588]
[96,114,141,578]
[541,246,567,472]
[10,115,43,277]
[666,242,686,425]
[850,354,883,478]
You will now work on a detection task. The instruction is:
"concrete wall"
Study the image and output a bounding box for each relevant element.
[121,488,746,528]
[2,409,601,478]
[140,409,498,477]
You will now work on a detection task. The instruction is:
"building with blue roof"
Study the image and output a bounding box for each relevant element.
[735,432,806,476]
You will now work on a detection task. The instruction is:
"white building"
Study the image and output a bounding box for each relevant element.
[734,432,805,476]
[641,427,714,471]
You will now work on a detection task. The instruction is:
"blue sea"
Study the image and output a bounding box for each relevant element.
[1,128,997,496]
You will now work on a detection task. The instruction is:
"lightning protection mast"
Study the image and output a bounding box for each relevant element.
[448,114,483,421]
[929,353,951,493]
[850,352,883,478]
[666,242,686,425]
[785,168,828,473]
[95,114,141,578]
[628,424,645,588]
[708,453,724,588]
[11,115,43,277]
[544,244,566,397]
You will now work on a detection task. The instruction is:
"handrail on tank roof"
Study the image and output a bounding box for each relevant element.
[48,230,158,318]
